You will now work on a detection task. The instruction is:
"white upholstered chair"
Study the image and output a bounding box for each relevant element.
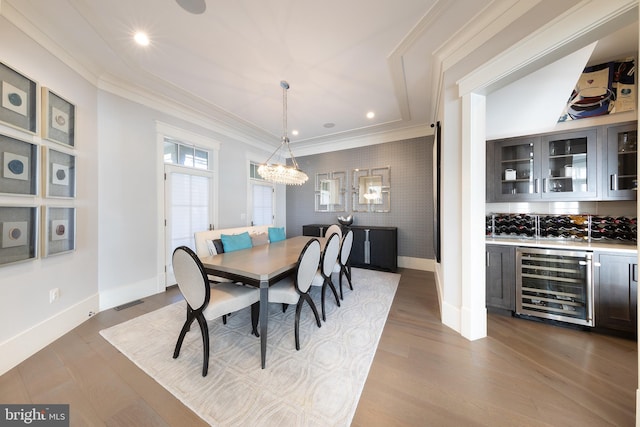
[333,229,354,299]
[325,224,342,239]
[172,246,260,376]
[311,232,341,321]
[268,238,322,350]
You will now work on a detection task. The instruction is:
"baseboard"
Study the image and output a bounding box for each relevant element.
[397,256,435,271]
[0,293,99,376]
[441,299,461,334]
[99,277,163,311]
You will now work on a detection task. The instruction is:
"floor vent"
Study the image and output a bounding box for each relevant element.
[113,299,144,311]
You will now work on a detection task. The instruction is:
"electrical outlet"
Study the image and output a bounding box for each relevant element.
[49,288,59,303]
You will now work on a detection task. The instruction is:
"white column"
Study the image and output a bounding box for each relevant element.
[460,92,487,340]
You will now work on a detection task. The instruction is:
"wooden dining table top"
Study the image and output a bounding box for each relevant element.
[200,235,325,286]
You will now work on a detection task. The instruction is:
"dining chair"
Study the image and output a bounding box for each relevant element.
[172,246,260,377]
[311,232,341,321]
[268,238,322,350]
[333,229,354,299]
[325,224,342,239]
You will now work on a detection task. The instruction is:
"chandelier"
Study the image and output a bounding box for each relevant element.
[257,81,308,186]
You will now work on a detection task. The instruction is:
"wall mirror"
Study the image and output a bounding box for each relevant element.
[352,166,390,212]
[315,171,346,212]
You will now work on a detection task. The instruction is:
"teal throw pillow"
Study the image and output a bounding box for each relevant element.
[220,232,253,253]
[268,227,286,243]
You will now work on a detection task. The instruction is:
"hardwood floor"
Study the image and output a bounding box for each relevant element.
[0,268,636,426]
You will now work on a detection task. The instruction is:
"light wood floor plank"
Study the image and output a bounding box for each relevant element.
[0,268,635,426]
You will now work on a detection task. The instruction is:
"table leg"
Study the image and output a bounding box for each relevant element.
[260,279,268,369]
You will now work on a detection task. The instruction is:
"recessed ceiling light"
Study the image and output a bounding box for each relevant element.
[176,0,206,14]
[323,123,335,128]
[134,32,150,46]
[366,111,375,119]
[292,130,299,136]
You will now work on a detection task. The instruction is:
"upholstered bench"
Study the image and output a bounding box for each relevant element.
[194,225,287,258]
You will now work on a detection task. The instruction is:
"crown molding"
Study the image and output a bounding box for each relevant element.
[292,123,432,158]
[457,0,638,96]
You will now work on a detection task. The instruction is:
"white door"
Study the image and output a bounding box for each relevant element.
[251,182,274,226]
[164,164,213,286]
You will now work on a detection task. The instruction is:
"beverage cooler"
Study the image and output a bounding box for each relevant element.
[516,247,593,327]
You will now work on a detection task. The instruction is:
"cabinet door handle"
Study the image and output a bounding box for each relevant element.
[610,174,618,191]
[633,264,638,283]
[486,252,490,267]
[535,178,539,193]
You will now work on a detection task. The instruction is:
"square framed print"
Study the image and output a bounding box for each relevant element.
[44,206,75,257]
[44,147,76,198]
[0,134,38,196]
[42,88,75,147]
[0,62,38,134]
[0,206,38,266]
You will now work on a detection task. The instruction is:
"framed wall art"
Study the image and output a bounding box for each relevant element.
[42,88,75,147]
[0,206,38,266]
[352,166,391,213]
[44,147,76,198]
[0,62,38,134]
[43,206,75,257]
[0,133,38,196]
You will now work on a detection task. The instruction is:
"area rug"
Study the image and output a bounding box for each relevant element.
[100,268,399,427]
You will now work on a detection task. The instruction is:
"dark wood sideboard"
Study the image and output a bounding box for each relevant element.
[302,224,397,272]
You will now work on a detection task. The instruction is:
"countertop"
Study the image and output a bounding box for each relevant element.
[486,237,637,254]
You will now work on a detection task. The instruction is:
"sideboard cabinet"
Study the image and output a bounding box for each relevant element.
[302,224,398,272]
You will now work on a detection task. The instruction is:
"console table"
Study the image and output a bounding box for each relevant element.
[302,224,397,272]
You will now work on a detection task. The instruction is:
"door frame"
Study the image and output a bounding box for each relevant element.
[156,121,220,289]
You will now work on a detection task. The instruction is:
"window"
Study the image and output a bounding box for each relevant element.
[164,138,209,169]
[250,161,265,180]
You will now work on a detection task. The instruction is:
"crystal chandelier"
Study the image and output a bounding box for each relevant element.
[257,81,308,186]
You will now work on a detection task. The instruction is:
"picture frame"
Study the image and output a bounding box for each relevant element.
[42,88,75,147]
[352,166,391,212]
[0,205,38,266]
[44,147,76,198]
[43,206,75,257]
[0,62,38,134]
[314,171,346,212]
[0,133,38,196]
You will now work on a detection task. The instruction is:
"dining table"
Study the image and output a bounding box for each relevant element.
[199,235,324,368]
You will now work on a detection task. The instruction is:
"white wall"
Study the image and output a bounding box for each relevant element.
[0,18,283,374]
[0,17,100,373]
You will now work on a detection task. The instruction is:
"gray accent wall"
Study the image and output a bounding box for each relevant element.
[286,136,434,259]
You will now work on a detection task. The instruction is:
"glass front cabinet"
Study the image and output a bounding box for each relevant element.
[491,129,597,201]
[605,123,638,200]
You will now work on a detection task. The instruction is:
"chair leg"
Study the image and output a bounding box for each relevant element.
[282,303,288,313]
[338,270,344,300]
[302,294,322,328]
[195,313,210,377]
[325,277,341,307]
[222,315,227,325]
[294,300,303,350]
[342,264,353,291]
[173,309,196,359]
[250,302,260,337]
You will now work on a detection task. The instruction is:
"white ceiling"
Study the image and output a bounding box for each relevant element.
[1,0,637,150]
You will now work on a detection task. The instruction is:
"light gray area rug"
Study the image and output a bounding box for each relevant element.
[100,268,400,427]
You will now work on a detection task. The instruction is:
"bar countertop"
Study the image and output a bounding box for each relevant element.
[486,237,637,254]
